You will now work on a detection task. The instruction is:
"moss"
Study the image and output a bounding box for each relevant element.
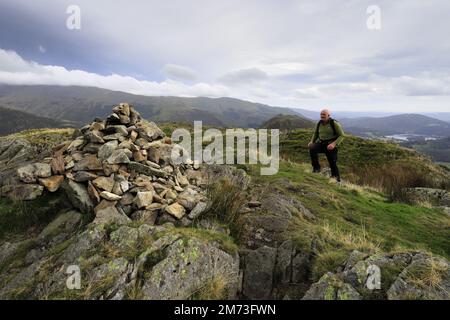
[0,192,66,241]
[0,239,39,274]
[312,250,349,281]
[168,226,239,256]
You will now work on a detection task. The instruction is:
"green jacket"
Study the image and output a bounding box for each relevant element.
[310,120,345,146]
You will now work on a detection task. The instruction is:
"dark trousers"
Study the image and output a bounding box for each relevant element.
[309,143,340,179]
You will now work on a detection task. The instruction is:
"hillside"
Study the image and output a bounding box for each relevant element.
[0,106,76,136]
[403,137,450,162]
[340,114,450,137]
[260,114,315,130]
[0,85,299,129]
[0,106,449,300]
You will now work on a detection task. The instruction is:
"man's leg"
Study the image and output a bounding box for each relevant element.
[325,147,340,181]
[309,143,323,173]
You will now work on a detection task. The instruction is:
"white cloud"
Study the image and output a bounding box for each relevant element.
[38,45,46,53]
[0,49,229,97]
[162,64,197,82]
[219,68,268,84]
[1,0,450,112]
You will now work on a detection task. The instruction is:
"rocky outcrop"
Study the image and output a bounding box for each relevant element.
[404,187,450,208]
[302,250,450,300]
[0,217,239,300]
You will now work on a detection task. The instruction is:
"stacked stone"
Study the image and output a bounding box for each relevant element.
[16,103,208,226]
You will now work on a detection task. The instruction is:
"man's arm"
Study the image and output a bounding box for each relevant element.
[334,122,345,145]
[310,123,319,144]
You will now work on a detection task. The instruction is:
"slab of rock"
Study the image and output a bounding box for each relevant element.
[100,191,122,201]
[0,184,44,201]
[38,175,64,192]
[51,154,65,175]
[62,179,94,214]
[73,171,98,182]
[98,140,118,160]
[241,246,277,299]
[107,150,130,165]
[17,163,52,183]
[302,273,361,300]
[93,200,130,225]
[188,202,208,219]
[73,154,102,171]
[134,191,154,208]
[87,181,100,204]
[128,161,168,178]
[135,121,165,141]
[141,237,239,299]
[165,202,186,219]
[92,176,115,192]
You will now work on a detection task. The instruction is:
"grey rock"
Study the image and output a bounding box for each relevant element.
[17,163,52,183]
[107,150,130,165]
[242,246,277,299]
[98,140,119,160]
[188,202,208,219]
[62,179,94,214]
[141,237,239,299]
[128,161,168,178]
[302,273,361,300]
[0,184,44,201]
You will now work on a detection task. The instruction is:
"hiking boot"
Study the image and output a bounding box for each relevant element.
[312,169,321,173]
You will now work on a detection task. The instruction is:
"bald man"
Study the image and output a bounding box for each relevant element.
[308,109,345,182]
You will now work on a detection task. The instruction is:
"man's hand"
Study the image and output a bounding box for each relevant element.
[327,142,336,151]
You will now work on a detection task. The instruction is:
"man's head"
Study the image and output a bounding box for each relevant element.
[320,109,331,122]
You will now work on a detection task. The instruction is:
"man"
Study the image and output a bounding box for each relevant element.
[308,109,345,182]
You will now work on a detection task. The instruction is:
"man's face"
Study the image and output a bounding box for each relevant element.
[320,111,330,121]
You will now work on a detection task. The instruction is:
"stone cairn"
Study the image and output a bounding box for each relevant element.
[16,103,208,226]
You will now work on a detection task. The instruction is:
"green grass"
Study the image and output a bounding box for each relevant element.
[0,192,66,241]
[251,161,450,260]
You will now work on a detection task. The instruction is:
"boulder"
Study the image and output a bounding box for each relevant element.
[38,175,64,192]
[107,150,130,165]
[61,179,94,214]
[73,154,102,171]
[100,191,122,201]
[17,163,52,183]
[134,191,154,209]
[141,237,239,299]
[302,273,361,300]
[0,184,44,201]
[98,140,119,160]
[128,161,168,178]
[165,203,185,219]
[241,246,277,299]
[92,176,115,192]
[93,200,130,225]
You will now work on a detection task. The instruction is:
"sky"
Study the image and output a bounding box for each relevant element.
[0,0,449,112]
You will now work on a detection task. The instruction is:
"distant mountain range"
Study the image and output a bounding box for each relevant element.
[0,84,449,138]
[0,85,299,130]
[0,106,77,135]
[292,108,450,122]
[260,114,314,130]
[339,114,450,137]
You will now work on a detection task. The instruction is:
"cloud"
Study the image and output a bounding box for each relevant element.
[38,45,46,53]
[1,1,450,112]
[0,49,229,97]
[162,64,197,82]
[219,68,268,85]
